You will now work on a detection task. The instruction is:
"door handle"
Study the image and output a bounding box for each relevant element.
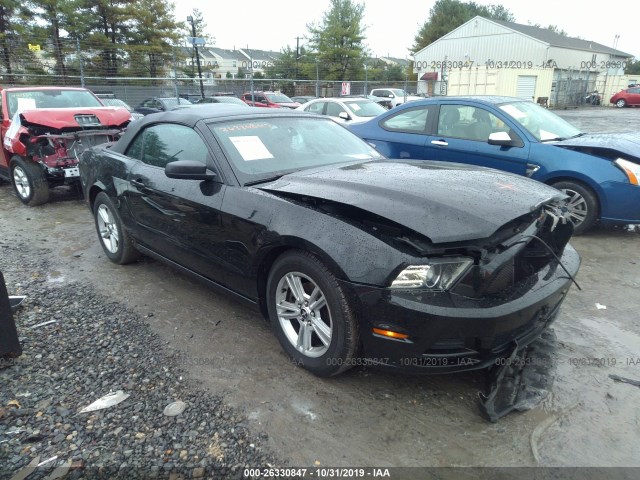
[431,140,448,146]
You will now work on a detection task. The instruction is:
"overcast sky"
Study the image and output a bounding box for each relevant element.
[174,0,638,60]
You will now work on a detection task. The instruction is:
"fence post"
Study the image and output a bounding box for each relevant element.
[76,37,85,88]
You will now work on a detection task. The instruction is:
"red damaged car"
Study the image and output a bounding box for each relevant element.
[0,87,131,206]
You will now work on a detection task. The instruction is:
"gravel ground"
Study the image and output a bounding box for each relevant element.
[0,239,277,479]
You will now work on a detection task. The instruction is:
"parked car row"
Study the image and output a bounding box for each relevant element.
[5,87,637,379]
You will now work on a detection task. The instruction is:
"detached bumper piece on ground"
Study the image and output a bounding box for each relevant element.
[479,329,557,422]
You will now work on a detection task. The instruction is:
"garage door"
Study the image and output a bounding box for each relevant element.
[516,76,537,101]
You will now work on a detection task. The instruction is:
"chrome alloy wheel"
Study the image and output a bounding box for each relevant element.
[96,204,120,254]
[561,188,588,227]
[12,166,30,199]
[275,272,332,358]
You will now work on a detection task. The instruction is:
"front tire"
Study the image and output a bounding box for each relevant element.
[93,192,139,264]
[10,156,50,206]
[266,250,359,377]
[551,180,599,235]
[616,99,627,108]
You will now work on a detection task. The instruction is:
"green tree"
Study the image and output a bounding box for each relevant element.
[625,59,640,75]
[267,46,313,80]
[307,0,367,81]
[127,0,182,78]
[411,0,514,53]
[81,0,138,77]
[31,0,85,77]
[0,1,37,78]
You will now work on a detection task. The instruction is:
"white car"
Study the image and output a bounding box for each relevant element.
[370,88,422,108]
[296,97,387,125]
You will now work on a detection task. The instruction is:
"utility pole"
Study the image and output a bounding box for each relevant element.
[76,37,84,88]
[295,36,302,80]
[187,15,205,99]
[364,62,367,95]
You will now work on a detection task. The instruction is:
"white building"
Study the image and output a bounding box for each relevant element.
[413,16,634,106]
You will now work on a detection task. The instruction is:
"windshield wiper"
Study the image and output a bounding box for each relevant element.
[540,137,565,142]
[244,175,285,186]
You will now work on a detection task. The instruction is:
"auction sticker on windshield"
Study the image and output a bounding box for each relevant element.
[229,136,274,161]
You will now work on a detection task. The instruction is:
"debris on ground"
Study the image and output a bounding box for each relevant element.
[0,240,277,478]
[79,391,131,414]
[595,303,607,310]
[478,329,557,423]
[609,374,640,388]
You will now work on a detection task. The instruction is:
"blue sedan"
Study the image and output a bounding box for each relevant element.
[348,96,640,234]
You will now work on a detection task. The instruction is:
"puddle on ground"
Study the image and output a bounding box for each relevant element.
[579,317,640,355]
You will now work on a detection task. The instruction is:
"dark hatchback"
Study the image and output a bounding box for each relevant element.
[79,105,580,377]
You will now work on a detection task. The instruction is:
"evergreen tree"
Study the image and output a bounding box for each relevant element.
[307,0,367,81]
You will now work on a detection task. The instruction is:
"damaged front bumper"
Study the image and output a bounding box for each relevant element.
[340,243,580,373]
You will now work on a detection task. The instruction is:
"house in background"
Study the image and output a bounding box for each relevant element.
[239,48,282,78]
[413,16,633,106]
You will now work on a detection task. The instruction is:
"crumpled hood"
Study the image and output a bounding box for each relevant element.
[553,132,640,160]
[19,107,131,130]
[260,160,565,243]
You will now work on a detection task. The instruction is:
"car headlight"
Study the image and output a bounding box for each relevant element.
[614,158,640,185]
[390,258,473,291]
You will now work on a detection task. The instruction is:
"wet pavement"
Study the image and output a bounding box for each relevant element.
[1,106,639,468]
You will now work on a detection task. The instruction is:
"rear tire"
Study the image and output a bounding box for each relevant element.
[616,99,627,108]
[93,191,140,264]
[10,156,50,206]
[266,250,359,377]
[550,180,598,235]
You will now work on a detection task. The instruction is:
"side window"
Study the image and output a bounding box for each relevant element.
[142,99,155,108]
[127,124,209,168]
[326,102,345,117]
[437,105,502,141]
[256,95,266,103]
[381,107,430,133]
[305,102,325,114]
[125,132,144,160]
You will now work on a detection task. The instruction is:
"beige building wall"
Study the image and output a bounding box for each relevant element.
[443,66,553,102]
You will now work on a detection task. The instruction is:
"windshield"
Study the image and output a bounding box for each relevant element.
[6,89,102,117]
[499,101,581,141]
[265,93,294,103]
[101,98,133,112]
[390,89,409,97]
[162,98,192,108]
[345,100,386,117]
[215,97,247,105]
[209,117,384,184]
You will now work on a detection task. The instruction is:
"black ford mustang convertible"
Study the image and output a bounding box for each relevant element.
[79,105,580,376]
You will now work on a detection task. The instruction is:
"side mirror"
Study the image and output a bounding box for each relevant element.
[338,112,350,120]
[388,94,394,98]
[488,131,524,148]
[165,160,216,181]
